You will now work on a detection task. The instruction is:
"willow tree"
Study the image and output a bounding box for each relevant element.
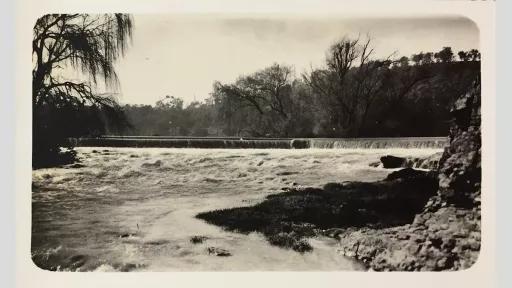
[32,14,133,167]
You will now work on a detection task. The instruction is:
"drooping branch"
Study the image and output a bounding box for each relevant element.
[33,13,134,98]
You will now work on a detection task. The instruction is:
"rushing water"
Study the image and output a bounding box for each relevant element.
[31,147,441,271]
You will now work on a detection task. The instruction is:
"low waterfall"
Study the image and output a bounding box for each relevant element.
[73,136,447,149]
[308,137,447,149]
[75,137,296,149]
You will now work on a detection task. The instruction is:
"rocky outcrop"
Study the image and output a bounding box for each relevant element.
[337,205,480,271]
[338,79,481,271]
[437,81,481,207]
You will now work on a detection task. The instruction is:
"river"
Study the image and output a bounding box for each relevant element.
[31,147,441,271]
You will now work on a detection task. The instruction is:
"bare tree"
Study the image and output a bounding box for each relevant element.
[304,36,390,136]
[213,63,294,136]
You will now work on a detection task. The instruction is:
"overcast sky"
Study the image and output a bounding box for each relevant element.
[97,15,479,105]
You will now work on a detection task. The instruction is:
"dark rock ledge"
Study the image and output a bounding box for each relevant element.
[197,169,437,254]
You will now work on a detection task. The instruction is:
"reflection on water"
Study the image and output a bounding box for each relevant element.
[31,147,440,271]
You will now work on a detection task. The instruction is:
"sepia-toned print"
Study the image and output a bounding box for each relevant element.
[31,14,481,271]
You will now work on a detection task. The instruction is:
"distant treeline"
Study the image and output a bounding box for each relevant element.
[105,43,480,138]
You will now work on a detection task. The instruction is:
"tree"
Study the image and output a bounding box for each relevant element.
[468,49,481,61]
[213,63,294,136]
[422,52,434,65]
[434,47,454,63]
[155,95,184,110]
[304,36,390,136]
[458,50,470,62]
[398,56,410,67]
[32,14,133,167]
[411,53,424,65]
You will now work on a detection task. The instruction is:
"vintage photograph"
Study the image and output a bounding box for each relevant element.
[31,13,481,271]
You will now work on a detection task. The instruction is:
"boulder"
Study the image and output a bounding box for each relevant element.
[380,155,407,168]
